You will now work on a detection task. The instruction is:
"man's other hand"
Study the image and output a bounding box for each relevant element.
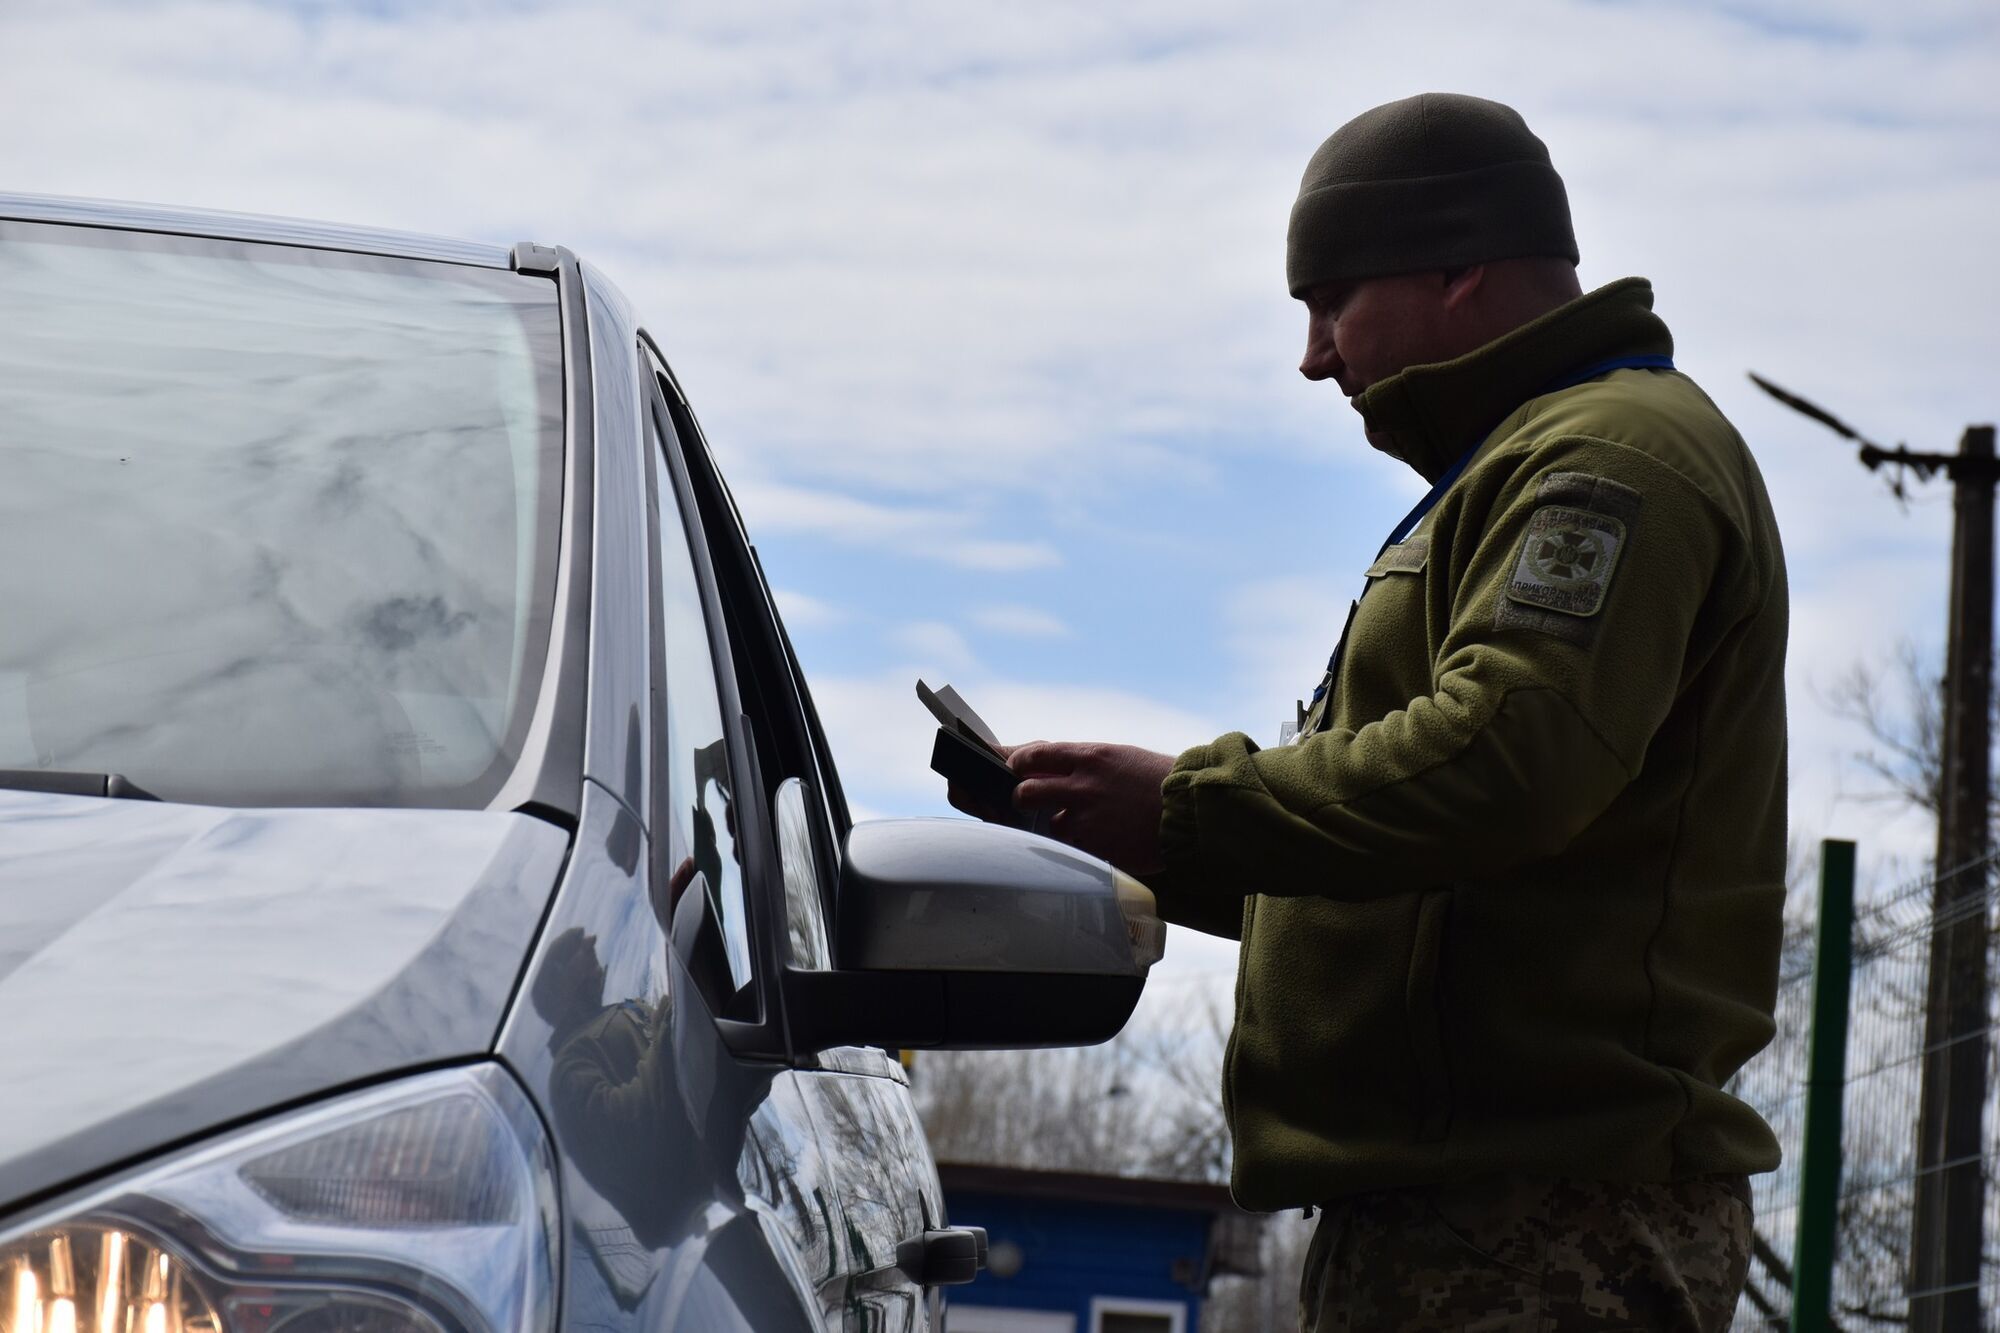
[1008,741,1175,876]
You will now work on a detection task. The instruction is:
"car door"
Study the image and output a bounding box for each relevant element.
[796,1050,946,1333]
[642,344,946,1332]
[501,281,833,1333]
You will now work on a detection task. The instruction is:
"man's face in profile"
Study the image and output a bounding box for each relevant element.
[1298,272,1456,447]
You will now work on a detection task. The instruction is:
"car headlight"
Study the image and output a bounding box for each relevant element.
[0,1067,555,1333]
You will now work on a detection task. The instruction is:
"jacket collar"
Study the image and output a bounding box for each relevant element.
[1351,277,1674,483]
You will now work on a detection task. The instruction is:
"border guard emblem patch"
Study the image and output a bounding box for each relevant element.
[1506,505,1625,617]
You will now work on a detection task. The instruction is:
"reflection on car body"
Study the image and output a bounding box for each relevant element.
[0,193,1162,1333]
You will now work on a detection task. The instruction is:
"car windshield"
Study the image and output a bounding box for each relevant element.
[0,219,563,809]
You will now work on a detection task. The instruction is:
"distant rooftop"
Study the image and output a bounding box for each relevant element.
[938,1161,1264,1280]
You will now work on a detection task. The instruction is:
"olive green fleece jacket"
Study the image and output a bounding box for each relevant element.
[1157,279,1788,1210]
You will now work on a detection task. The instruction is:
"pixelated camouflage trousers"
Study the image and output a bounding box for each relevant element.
[1298,1173,1752,1332]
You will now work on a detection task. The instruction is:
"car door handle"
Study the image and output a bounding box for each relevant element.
[896,1226,987,1286]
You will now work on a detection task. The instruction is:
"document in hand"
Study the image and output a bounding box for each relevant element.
[917,680,1022,821]
[916,680,1004,756]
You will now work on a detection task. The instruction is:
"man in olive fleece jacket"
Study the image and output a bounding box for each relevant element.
[957,94,1786,1330]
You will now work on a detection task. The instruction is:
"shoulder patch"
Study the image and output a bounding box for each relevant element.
[1536,470,1642,522]
[1506,505,1625,618]
[1364,534,1429,579]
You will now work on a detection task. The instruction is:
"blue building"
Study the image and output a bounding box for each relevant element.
[939,1162,1262,1333]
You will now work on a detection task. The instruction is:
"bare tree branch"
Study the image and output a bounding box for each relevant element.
[1819,642,1946,816]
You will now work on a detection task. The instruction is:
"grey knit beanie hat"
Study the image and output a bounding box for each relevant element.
[1286,93,1578,297]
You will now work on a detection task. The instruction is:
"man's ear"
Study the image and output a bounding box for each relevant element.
[1441,264,1486,311]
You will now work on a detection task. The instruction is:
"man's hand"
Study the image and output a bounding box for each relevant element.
[1007,741,1177,876]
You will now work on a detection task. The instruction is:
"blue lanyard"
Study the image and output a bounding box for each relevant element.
[1538,353,1674,395]
[1306,353,1674,709]
[1379,442,1477,557]
[1308,454,1469,706]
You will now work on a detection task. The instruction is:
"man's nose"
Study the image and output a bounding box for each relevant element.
[1300,327,1341,382]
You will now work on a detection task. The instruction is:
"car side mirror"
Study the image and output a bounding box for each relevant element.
[775,818,1164,1053]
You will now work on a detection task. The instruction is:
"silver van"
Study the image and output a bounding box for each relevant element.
[0,196,1162,1333]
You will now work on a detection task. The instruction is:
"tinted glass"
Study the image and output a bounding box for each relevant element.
[0,221,562,807]
[652,444,753,1000]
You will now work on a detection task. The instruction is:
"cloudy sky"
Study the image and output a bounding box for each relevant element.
[6,0,1996,998]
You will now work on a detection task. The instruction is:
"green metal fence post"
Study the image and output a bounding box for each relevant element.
[1791,839,1857,1331]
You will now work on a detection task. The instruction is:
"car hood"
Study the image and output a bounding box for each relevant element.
[0,789,570,1210]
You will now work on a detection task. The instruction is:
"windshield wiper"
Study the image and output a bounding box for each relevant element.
[0,769,161,801]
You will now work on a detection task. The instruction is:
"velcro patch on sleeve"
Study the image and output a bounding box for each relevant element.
[1364,534,1429,579]
[1505,505,1626,618]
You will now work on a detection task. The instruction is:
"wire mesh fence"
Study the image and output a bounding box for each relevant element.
[1731,851,2000,1329]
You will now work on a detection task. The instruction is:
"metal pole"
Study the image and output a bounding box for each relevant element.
[1909,424,1995,1332]
[1791,839,1856,1333]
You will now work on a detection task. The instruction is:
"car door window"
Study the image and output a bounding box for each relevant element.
[643,344,844,978]
[650,437,755,1008]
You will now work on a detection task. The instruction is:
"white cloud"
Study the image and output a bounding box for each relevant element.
[731,480,1062,572]
[1222,573,1351,736]
[771,587,845,628]
[1785,556,1946,867]
[972,680,1226,756]
[971,604,1071,638]
[946,541,1065,574]
[890,621,978,675]
[5,0,1992,519]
